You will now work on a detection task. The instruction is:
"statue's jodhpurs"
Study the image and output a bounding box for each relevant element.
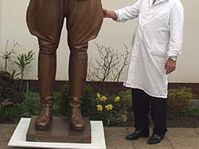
[26,0,103,131]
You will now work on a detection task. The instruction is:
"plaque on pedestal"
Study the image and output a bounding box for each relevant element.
[26,116,91,143]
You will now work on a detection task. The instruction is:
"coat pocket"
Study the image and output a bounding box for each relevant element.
[150,39,169,58]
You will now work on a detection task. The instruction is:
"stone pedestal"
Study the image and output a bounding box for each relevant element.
[8,118,106,149]
[26,116,91,143]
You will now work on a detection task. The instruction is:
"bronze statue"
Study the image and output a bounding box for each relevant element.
[26,0,103,131]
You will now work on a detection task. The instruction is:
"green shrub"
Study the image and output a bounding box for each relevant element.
[168,87,193,112]
[52,84,96,117]
[0,85,195,125]
[184,109,199,118]
[53,85,70,116]
[0,106,20,122]
[19,90,40,116]
[118,89,132,112]
[90,89,132,126]
[0,89,39,122]
[91,92,120,126]
[81,85,96,117]
[0,71,24,104]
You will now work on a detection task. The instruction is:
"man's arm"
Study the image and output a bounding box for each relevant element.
[165,1,184,74]
[167,1,184,58]
[103,0,142,22]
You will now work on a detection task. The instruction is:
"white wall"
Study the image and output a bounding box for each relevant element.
[0,0,199,83]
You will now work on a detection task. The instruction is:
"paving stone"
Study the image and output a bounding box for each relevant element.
[0,124,16,142]
[167,128,199,149]
[132,135,172,149]
[0,141,9,149]
[167,128,198,137]
[194,128,199,135]
[167,136,199,149]
[104,127,134,149]
[125,127,135,133]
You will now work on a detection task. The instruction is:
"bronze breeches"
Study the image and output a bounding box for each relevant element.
[26,0,103,100]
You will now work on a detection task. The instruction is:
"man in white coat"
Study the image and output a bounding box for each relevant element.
[104,0,184,144]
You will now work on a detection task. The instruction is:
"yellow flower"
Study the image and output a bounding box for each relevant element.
[96,92,101,98]
[114,96,121,102]
[97,104,103,111]
[100,96,107,102]
[105,104,113,111]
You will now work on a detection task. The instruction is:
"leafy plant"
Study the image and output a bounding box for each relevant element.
[15,50,35,90]
[15,50,35,80]
[81,85,96,116]
[168,87,193,112]
[19,88,40,116]
[0,84,195,125]
[0,87,40,123]
[92,92,130,126]
[184,109,199,118]
[0,106,21,123]
[0,40,17,72]
[118,89,132,112]
[0,71,23,104]
[52,85,96,117]
[53,85,70,116]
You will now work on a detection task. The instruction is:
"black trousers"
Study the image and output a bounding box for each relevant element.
[132,89,168,136]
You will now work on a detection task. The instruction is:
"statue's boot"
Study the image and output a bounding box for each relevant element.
[68,42,88,131]
[70,97,84,131]
[35,51,56,130]
[35,97,53,130]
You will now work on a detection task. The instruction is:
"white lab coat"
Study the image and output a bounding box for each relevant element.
[114,0,184,98]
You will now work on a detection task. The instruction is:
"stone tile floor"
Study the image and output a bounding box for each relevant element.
[0,124,199,149]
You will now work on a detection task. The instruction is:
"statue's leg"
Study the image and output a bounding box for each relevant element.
[26,0,64,130]
[66,0,103,131]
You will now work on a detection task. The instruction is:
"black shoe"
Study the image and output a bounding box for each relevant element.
[147,133,164,144]
[125,129,149,140]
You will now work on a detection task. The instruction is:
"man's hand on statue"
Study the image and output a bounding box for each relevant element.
[165,58,177,74]
[103,9,117,20]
